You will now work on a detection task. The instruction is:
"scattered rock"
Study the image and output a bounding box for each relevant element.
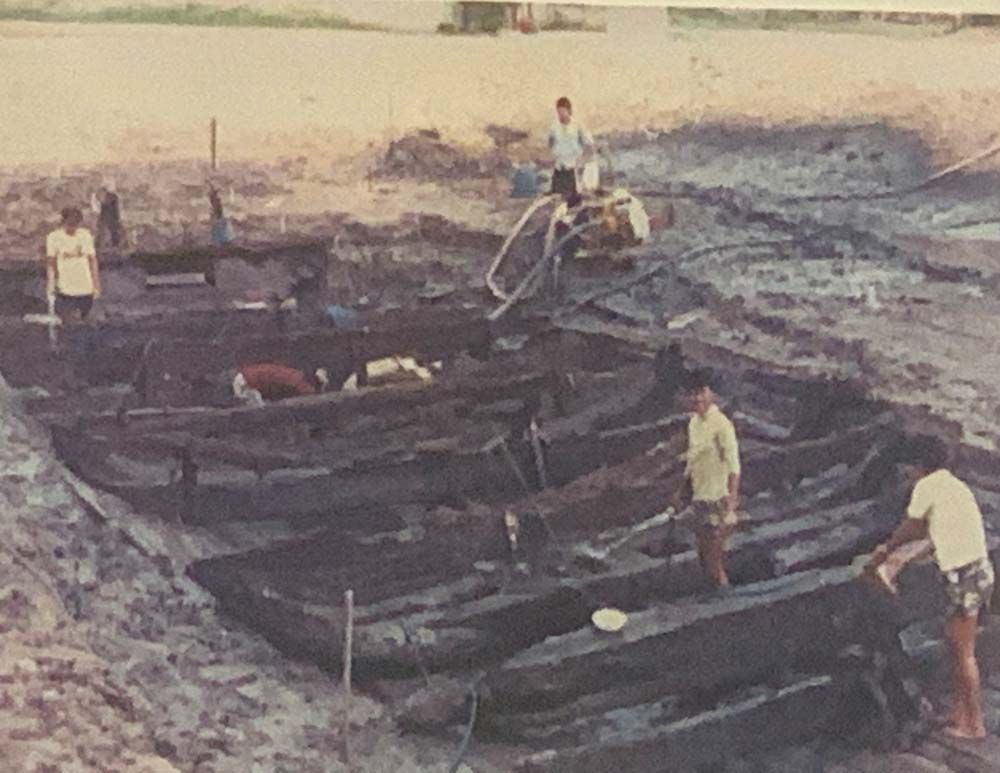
[396,676,471,731]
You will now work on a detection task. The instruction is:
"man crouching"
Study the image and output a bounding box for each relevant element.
[865,434,994,740]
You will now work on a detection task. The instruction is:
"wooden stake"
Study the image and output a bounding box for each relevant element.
[342,588,354,770]
[210,117,218,171]
[529,418,549,489]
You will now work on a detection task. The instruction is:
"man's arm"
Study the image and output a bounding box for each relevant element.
[85,233,101,297]
[868,518,928,568]
[869,481,931,566]
[722,420,741,510]
[88,253,101,297]
[669,423,695,511]
[726,472,741,511]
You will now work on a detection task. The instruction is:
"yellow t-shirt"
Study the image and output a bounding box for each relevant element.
[907,469,988,572]
[46,228,96,297]
[685,404,741,502]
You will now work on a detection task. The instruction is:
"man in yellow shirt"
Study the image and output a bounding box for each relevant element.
[865,435,994,740]
[45,207,101,322]
[678,377,741,588]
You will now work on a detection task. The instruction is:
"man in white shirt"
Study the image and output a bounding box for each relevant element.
[676,376,741,588]
[547,96,595,199]
[865,435,994,740]
[45,207,101,322]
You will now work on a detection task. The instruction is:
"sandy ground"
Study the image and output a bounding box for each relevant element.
[4,19,1000,264]
[3,20,1000,168]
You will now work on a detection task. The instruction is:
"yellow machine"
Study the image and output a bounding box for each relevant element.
[549,188,652,266]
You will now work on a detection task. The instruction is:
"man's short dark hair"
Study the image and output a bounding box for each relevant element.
[898,434,950,471]
[61,207,83,225]
[556,96,572,111]
[683,368,715,393]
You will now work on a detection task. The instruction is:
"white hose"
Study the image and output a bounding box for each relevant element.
[485,194,559,302]
[488,221,601,322]
[781,137,1000,205]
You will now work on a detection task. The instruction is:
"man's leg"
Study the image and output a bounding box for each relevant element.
[54,294,76,325]
[943,612,986,738]
[77,295,94,321]
[697,524,730,588]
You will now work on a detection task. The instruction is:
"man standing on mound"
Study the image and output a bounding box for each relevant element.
[865,434,994,740]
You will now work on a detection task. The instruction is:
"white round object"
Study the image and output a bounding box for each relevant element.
[579,161,601,193]
[591,607,628,632]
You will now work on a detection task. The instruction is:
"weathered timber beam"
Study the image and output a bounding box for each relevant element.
[189,499,886,682]
[518,676,839,773]
[43,370,553,436]
[482,565,869,716]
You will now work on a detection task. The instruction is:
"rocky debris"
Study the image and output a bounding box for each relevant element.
[378,131,512,181]
[0,578,180,773]
[0,375,478,772]
[395,676,471,732]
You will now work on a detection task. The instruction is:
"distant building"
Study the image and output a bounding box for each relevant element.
[450,3,606,34]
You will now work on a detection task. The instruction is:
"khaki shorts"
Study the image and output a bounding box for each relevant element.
[683,498,739,533]
[943,557,995,618]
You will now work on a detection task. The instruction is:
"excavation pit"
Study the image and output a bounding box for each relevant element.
[3,260,992,770]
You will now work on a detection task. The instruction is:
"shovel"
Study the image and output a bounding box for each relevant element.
[23,295,61,349]
[576,507,678,563]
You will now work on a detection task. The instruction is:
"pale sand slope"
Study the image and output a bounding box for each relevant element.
[2,20,1000,169]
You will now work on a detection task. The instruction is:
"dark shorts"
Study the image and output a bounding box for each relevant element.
[55,293,94,320]
[678,499,739,543]
[551,167,577,198]
[943,557,995,617]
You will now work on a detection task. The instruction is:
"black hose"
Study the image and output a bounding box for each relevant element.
[448,674,484,773]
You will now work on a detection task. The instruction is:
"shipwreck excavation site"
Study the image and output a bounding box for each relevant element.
[5,123,1000,772]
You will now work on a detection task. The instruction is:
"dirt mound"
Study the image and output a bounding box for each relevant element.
[485,124,530,149]
[377,130,512,181]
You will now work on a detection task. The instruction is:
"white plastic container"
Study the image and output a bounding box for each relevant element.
[579,160,601,193]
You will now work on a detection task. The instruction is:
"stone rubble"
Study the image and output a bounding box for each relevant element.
[0,378,475,772]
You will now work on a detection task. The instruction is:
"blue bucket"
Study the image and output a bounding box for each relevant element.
[511,165,539,198]
[211,218,235,245]
[325,304,360,329]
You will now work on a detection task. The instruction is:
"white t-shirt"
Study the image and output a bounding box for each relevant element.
[548,119,593,170]
[46,228,96,297]
[907,469,988,572]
